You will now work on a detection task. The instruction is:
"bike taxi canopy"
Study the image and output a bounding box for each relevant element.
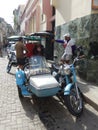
[7,35,41,42]
[29,31,54,60]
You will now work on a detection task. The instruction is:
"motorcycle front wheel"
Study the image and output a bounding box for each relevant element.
[64,86,83,117]
[6,63,11,73]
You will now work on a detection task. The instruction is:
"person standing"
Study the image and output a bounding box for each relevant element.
[15,37,28,69]
[55,33,76,62]
[33,43,45,56]
[61,33,76,60]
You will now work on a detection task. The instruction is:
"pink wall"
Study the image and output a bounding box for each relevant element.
[36,5,40,32]
[43,0,52,30]
[22,0,53,33]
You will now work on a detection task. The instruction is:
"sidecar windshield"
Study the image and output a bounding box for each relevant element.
[24,56,51,76]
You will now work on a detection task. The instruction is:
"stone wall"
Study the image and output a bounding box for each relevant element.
[54,13,98,85]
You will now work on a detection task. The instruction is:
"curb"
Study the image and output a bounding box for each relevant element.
[77,76,98,112]
[83,94,98,111]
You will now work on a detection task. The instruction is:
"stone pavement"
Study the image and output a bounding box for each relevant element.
[0,56,47,130]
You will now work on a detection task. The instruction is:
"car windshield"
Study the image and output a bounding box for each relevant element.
[24,56,51,76]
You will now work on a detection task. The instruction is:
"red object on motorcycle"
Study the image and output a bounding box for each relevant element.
[25,43,36,57]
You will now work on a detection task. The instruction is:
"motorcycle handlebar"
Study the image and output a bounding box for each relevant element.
[73,55,85,65]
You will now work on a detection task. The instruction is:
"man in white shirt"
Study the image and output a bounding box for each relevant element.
[61,33,75,61]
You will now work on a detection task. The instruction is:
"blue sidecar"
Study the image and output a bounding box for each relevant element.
[15,55,84,117]
[16,56,60,97]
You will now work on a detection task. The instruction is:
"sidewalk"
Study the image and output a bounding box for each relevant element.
[77,76,98,111]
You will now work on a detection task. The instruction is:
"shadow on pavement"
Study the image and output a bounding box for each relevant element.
[19,95,98,130]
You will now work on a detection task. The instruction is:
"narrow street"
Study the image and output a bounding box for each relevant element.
[0,54,98,130]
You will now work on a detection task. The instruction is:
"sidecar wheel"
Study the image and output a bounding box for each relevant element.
[64,87,83,117]
[17,86,23,98]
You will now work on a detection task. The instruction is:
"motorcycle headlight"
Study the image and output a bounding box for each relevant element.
[52,71,58,77]
[59,64,71,75]
[64,68,71,75]
[60,68,71,75]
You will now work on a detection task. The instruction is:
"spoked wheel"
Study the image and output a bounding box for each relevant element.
[23,63,30,71]
[64,87,83,117]
[6,63,11,73]
[17,86,23,98]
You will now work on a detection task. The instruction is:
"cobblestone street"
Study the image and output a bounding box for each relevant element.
[1,0,98,129]
[0,56,73,130]
[0,55,98,130]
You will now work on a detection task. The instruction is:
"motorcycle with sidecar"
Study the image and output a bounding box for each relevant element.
[15,55,84,117]
[15,32,84,117]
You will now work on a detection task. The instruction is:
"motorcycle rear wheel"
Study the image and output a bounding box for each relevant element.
[64,87,83,117]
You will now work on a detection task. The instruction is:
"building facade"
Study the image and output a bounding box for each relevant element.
[21,0,55,35]
[50,0,98,84]
[13,5,25,35]
[0,18,14,48]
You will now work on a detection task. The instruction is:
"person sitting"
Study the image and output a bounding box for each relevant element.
[33,43,45,56]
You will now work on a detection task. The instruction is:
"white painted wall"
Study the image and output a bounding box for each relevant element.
[55,0,92,26]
